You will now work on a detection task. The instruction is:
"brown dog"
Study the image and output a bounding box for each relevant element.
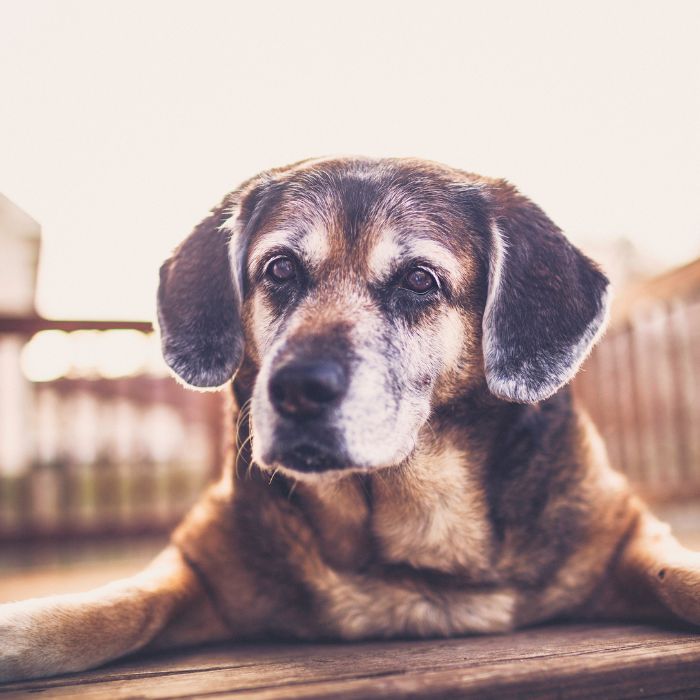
[2,157,699,682]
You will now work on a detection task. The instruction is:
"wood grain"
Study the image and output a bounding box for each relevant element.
[1,624,699,699]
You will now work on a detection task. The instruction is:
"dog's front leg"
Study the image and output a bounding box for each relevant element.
[585,504,700,625]
[622,508,700,625]
[0,545,230,682]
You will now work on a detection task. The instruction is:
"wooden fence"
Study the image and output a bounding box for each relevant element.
[0,317,225,544]
[575,264,700,503]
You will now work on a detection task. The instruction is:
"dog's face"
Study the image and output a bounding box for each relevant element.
[237,162,487,475]
[157,158,609,477]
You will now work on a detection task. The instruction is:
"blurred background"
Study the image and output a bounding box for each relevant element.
[0,0,698,600]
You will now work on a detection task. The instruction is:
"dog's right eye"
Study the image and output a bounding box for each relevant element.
[266,256,296,283]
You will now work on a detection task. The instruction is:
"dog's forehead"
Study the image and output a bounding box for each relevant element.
[246,159,478,279]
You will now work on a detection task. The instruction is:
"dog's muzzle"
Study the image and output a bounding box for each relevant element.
[266,359,349,473]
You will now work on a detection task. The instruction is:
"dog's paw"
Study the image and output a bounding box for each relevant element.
[654,557,700,626]
[0,601,53,682]
[0,595,96,682]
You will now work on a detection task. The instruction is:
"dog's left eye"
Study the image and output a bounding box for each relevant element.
[401,267,438,294]
[266,256,296,283]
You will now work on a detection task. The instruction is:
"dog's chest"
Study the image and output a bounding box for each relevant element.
[370,447,493,575]
[316,567,517,639]
[293,448,509,638]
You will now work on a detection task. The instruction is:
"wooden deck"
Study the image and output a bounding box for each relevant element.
[2,623,700,699]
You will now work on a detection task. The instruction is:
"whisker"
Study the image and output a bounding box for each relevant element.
[233,398,254,479]
[287,479,299,501]
[246,449,259,480]
[423,416,437,440]
[235,433,254,479]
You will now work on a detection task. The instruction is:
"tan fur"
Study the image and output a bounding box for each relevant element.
[372,442,492,574]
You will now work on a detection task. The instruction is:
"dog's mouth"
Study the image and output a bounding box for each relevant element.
[267,441,348,474]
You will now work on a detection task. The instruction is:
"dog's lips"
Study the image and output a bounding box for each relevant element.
[268,442,348,473]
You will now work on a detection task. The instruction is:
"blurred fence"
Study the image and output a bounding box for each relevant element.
[0,316,225,544]
[575,259,700,503]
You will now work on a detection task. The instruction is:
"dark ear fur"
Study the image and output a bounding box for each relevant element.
[157,199,243,388]
[482,183,610,403]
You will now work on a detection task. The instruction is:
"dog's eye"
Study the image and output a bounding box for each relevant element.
[402,267,438,294]
[266,256,296,283]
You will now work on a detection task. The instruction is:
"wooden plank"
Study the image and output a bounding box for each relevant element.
[668,299,697,485]
[678,300,700,487]
[1,624,699,699]
[611,326,643,484]
[631,308,666,491]
[592,335,625,470]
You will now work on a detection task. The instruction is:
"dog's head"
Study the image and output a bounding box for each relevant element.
[157,158,609,476]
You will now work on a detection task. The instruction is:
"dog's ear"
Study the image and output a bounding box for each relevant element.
[157,198,242,388]
[481,182,610,403]
[157,180,276,388]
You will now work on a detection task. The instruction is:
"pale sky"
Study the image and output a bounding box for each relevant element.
[1,0,699,320]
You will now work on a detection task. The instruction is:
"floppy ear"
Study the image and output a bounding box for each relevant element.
[482,183,610,403]
[157,198,244,388]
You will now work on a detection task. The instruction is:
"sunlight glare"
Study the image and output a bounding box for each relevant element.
[20,330,71,382]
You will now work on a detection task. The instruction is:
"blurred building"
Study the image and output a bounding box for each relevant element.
[0,195,41,477]
[0,193,41,315]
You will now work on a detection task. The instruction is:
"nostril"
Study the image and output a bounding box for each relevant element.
[269,360,347,417]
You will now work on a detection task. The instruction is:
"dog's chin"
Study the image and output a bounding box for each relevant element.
[265,443,349,475]
[255,440,416,481]
[251,414,423,480]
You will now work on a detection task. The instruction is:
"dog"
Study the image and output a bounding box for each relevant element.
[2,156,699,682]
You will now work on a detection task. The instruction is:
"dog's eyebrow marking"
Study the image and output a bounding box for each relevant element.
[368,229,402,278]
[368,231,460,281]
[248,229,298,272]
[298,223,330,265]
[406,239,460,278]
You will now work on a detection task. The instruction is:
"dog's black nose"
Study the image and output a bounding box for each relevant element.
[269,360,347,418]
